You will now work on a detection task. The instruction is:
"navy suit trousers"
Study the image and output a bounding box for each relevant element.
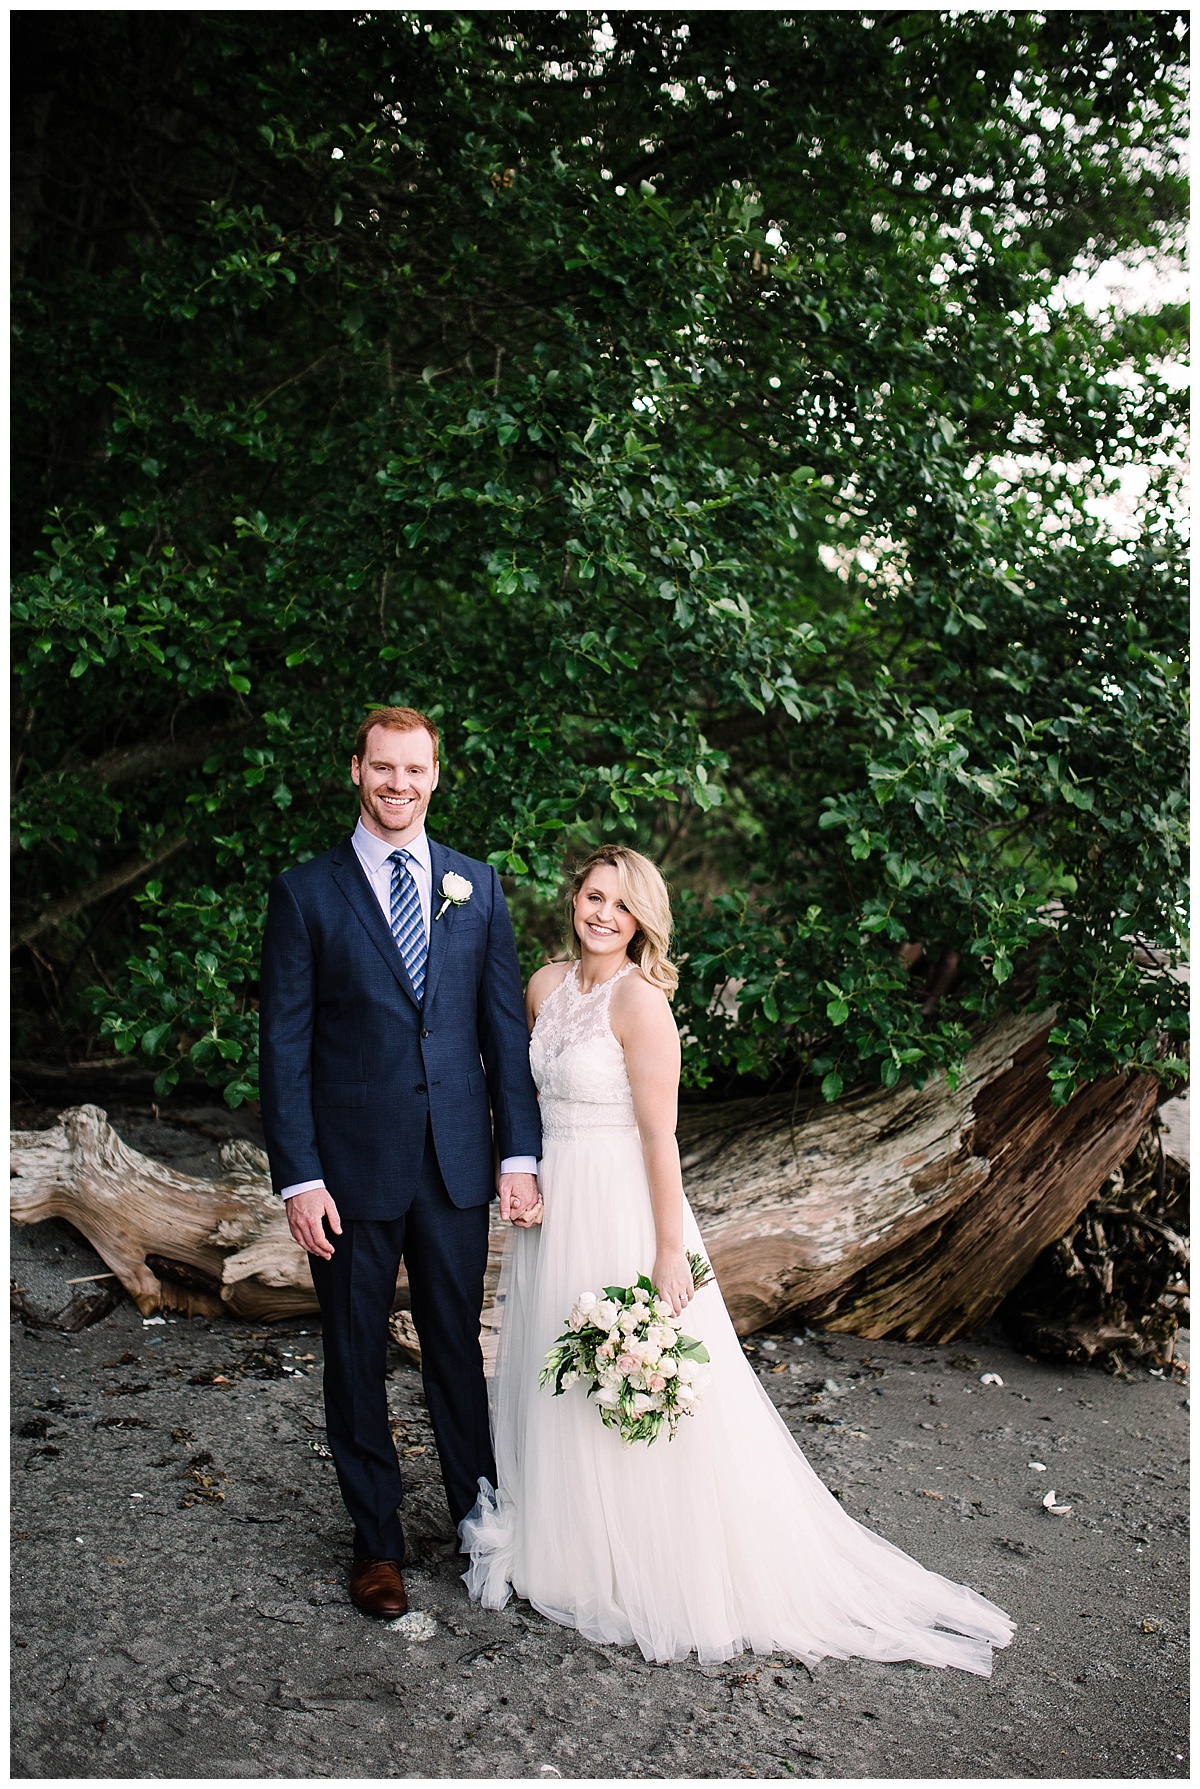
[307,1122,495,1561]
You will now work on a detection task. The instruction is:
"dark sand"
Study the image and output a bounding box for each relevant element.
[9,1105,1189,1779]
[10,1299,1187,1776]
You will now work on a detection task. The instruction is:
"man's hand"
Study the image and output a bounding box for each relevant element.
[499,1170,539,1226]
[286,1185,343,1260]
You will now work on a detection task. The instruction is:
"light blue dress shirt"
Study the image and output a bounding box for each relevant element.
[350,816,433,939]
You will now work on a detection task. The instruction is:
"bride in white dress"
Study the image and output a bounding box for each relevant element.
[460,846,1014,1673]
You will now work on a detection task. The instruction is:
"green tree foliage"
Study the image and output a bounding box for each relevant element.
[12,11,1188,1106]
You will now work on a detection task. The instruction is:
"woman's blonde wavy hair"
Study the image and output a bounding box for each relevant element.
[563,846,679,997]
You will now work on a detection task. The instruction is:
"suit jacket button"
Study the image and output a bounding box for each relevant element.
[414,1083,427,1094]
[421,1028,431,1038]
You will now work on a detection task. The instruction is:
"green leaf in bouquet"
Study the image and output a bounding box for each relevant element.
[687,1251,714,1291]
[603,1285,627,1302]
[538,1349,564,1389]
[677,1338,711,1362]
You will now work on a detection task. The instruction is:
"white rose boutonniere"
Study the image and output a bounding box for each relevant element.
[435,870,473,921]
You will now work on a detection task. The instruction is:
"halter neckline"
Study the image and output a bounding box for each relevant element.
[570,959,632,998]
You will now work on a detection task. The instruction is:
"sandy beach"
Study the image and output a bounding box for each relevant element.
[11,1191,1188,1780]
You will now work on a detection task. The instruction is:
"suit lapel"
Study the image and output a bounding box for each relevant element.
[330,836,421,1010]
[423,839,451,1012]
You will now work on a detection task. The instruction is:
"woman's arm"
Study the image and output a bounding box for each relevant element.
[506,961,570,1231]
[613,973,693,1315]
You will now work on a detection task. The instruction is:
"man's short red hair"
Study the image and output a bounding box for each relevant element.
[353,706,440,764]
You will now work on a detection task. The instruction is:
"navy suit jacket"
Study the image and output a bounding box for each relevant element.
[258,833,541,1219]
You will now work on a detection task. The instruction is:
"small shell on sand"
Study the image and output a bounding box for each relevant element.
[386,1609,438,1641]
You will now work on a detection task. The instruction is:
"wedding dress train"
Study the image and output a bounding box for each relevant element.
[460,963,1014,1672]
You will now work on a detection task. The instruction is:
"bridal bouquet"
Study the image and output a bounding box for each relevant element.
[540,1254,714,1445]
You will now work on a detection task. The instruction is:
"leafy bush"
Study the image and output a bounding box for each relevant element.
[12,12,1188,1105]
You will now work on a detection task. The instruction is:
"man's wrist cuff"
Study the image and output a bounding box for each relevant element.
[499,1156,538,1177]
[281,1179,326,1200]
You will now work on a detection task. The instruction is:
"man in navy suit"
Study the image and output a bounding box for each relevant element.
[259,706,541,1618]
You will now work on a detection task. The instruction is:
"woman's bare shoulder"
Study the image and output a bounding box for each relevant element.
[611,964,676,1030]
[527,958,573,1013]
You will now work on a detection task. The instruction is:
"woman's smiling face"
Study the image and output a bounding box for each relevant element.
[573,863,638,959]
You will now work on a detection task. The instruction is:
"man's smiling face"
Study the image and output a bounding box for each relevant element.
[351,724,439,845]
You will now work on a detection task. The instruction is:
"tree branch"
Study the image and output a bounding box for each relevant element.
[33,721,254,796]
[254,346,340,407]
[13,837,188,953]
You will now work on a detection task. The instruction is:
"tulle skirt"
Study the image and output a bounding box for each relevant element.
[461,1124,1014,1672]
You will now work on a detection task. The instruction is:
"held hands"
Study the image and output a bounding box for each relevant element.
[499,1170,542,1228]
[286,1186,342,1260]
[652,1246,694,1317]
[287,1175,543,1252]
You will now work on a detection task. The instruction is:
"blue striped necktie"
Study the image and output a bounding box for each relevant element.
[387,849,427,1002]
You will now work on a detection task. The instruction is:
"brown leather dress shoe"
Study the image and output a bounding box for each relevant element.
[349,1557,409,1619]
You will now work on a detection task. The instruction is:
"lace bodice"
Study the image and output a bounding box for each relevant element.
[529,961,637,1142]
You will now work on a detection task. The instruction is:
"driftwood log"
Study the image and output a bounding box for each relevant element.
[10,1008,1162,1346]
[9,1111,308,1323]
[676,1007,1162,1341]
[999,1116,1189,1369]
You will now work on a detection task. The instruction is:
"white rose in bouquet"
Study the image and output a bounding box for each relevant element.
[570,1293,597,1326]
[594,1299,620,1330]
[594,1385,621,1408]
